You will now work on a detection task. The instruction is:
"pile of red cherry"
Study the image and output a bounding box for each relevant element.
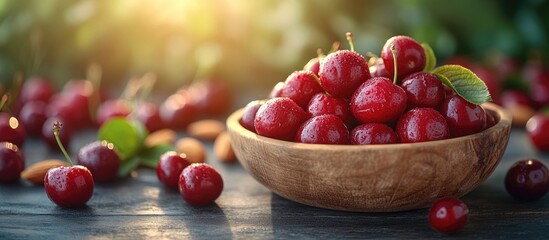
[0,75,230,208]
[241,34,493,145]
[238,33,549,234]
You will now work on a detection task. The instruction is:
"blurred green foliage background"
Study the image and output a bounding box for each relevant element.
[0,0,548,95]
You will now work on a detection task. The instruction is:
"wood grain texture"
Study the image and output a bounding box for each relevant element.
[227,103,512,212]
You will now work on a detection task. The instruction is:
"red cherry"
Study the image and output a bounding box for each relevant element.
[303,57,321,76]
[18,101,48,135]
[41,117,73,150]
[500,90,533,108]
[280,70,324,109]
[0,142,25,183]
[96,99,132,126]
[159,93,198,130]
[136,102,164,133]
[239,100,264,133]
[350,77,407,124]
[307,93,356,128]
[440,95,487,137]
[396,108,449,143]
[268,82,285,99]
[178,163,223,206]
[295,114,349,144]
[400,72,445,109]
[254,98,308,141]
[381,36,426,81]
[505,159,549,201]
[46,93,92,128]
[0,113,26,148]
[77,140,120,182]
[369,57,390,78]
[187,79,233,116]
[429,197,469,234]
[526,113,549,151]
[157,151,191,189]
[44,165,94,208]
[319,50,370,99]
[19,76,55,104]
[350,123,398,145]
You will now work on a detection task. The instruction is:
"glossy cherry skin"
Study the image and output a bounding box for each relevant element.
[500,90,533,108]
[159,93,199,130]
[178,163,223,206]
[429,197,469,234]
[318,50,370,99]
[188,79,233,116]
[96,99,132,126]
[350,123,398,145]
[303,57,321,76]
[396,108,449,143]
[400,72,445,109]
[136,102,164,133]
[526,114,549,151]
[350,77,407,124]
[239,100,265,133]
[46,93,92,128]
[77,140,120,182]
[19,76,55,104]
[254,97,308,141]
[505,159,549,201]
[280,70,324,109]
[307,93,355,128]
[381,36,426,81]
[18,101,48,135]
[44,165,94,208]
[157,151,191,189]
[41,117,73,150]
[268,82,285,99]
[440,95,487,137]
[369,57,390,78]
[0,142,25,183]
[0,113,26,148]
[295,114,349,144]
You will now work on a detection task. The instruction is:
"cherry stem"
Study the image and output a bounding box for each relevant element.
[53,121,73,166]
[0,95,8,111]
[346,32,355,52]
[330,41,341,53]
[316,48,324,58]
[390,44,398,84]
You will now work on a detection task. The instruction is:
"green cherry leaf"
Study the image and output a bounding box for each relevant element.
[118,155,140,178]
[422,43,436,72]
[432,65,492,105]
[98,117,146,160]
[139,144,176,169]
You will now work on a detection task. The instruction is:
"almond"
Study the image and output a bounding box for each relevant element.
[21,159,68,184]
[176,137,206,163]
[145,128,177,148]
[187,119,225,141]
[214,131,236,163]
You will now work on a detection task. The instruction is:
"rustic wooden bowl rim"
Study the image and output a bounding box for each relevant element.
[227,102,511,150]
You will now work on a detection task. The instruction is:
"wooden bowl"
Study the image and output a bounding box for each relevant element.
[227,103,512,212]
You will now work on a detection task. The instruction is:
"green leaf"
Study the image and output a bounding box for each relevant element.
[432,65,492,105]
[118,155,140,178]
[98,117,146,160]
[139,144,176,169]
[422,43,436,72]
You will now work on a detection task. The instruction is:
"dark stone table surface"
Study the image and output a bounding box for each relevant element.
[1,127,549,239]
